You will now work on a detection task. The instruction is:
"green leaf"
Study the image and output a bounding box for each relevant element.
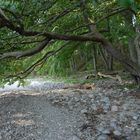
[117,0,133,7]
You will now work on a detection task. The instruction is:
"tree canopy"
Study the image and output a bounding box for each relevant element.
[0,0,140,84]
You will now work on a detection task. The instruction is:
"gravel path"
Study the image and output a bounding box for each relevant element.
[0,92,82,140]
[0,79,140,140]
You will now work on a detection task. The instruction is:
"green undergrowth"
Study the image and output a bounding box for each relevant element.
[118,83,139,90]
[26,71,140,90]
[41,74,113,84]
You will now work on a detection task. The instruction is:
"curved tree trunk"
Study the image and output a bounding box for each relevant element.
[100,36,140,83]
[81,0,140,84]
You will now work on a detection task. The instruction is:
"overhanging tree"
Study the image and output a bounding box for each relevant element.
[0,0,140,83]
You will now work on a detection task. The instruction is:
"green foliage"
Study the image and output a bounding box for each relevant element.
[118,82,139,89]
[117,0,138,11]
[0,0,140,84]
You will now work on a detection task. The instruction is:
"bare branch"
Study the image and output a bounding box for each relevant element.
[0,8,9,20]
[96,8,128,23]
[0,38,50,59]
[12,39,45,45]
[0,7,103,42]
[1,7,24,28]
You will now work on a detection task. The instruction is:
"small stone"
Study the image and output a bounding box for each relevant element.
[101,97,110,103]
[103,104,110,111]
[124,87,129,91]
[91,104,97,111]
[110,121,117,129]
[80,109,88,114]
[80,99,86,103]
[97,127,104,132]
[111,106,118,112]
[133,116,138,120]
[113,130,122,136]
[122,104,128,110]
[69,106,73,110]
[102,129,111,134]
[97,134,109,140]
[88,94,94,98]
[124,126,134,135]
[68,136,81,140]
[74,97,79,102]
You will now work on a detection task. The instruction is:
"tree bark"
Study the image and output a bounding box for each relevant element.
[81,0,140,83]
[92,47,97,74]
[99,47,110,70]
[134,34,140,67]
[100,36,140,83]
[108,54,113,71]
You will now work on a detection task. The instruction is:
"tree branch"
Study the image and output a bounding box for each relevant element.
[46,8,75,27]
[64,8,129,34]
[7,42,70,79]
[0,38,50,59]
[0,8,103,42]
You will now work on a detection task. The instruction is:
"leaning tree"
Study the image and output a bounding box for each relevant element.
[0,0,140,84]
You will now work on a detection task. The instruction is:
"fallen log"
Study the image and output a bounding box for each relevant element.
[97,72,123,84]
[85,71,123,84]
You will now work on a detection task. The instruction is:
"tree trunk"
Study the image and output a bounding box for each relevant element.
[134,34,140,67]
[128,38,137,63]
[99,46,110,70]
[92,47,97,74]
[100,36,140,83]
[108,54,113,71]
[81,0,140,83]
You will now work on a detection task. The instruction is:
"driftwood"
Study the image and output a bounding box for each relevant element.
[86,72,123,84]
[97,72,123,83]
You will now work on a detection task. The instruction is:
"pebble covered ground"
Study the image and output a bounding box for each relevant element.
[0,79,140,140]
